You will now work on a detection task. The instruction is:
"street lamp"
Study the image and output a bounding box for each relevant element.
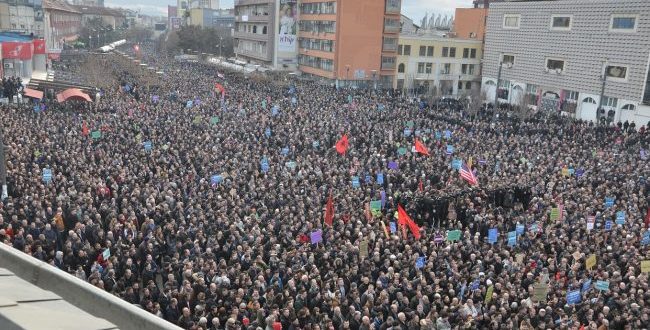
[371,70,377,90]
[0,127,6,200]
[219,36,223,58]
[494,59,512,109]
[597,58,609,123]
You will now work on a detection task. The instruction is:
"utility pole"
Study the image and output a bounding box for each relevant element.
[0,127,7,200]
[494,61,503,108]
[598,59,608,123]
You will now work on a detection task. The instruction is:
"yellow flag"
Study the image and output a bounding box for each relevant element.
[468,156,473,169]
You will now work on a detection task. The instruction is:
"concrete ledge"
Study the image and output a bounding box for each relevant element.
[0,243,182,330]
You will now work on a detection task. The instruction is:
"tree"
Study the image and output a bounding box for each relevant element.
[166,26,234,57]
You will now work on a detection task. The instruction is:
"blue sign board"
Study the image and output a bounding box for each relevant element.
[516,224,525,236]
[377,173,384,185]
[211,175,223,185]
[42,168,52,184]
[595,280,610,291]
[446,145,454,155]
[143,141,152,152]
[582,279,592,293]
[488,228,498,244]
[507,231,517,247]
[260,158,269,173]
[415,257,425,269]
[566,290,581,305]
[452,159,462,170]
[352,176,360,188]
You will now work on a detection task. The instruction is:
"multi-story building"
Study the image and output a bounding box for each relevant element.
[395,32,482,97]
[297,0,401,88]
[73,6,124,30]
[43,0,82,52]
[189,0,220,10]
[482,0,650,124]
[0,0,45,37]
[189,8,234,29]
[233,0,278,68]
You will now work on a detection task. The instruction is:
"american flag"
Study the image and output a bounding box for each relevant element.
[459,163,478,186]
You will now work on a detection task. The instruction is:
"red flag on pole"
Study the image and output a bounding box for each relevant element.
[418,179,424,192]
[414,139,430,156]
[645,207,650,229]
[335,134,349,155]
[397,204,421,239]
[324,193,334,226]
[82,121,89,136]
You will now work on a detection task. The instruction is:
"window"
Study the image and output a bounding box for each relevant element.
[398,63,405,73]
[565,90,578,101]
[403,45,411,55]
[610,15,636,32]
[582,97,596,104]
[463,48,469,58]
[461,64,468,74]
[253,26,257,33]
[602,96,617,108]
[502,54,515,65]
[262,26,267,34]
[449,48,456,57]
[469,32,476,38]
[427,46,434,57]
[458,81,463,90]
[442,47,449,57]
[417,62,425,74]
[383,37,398,51]
[621,104,635,110]
[465,82,472,90]
[425,63,432,74]
[381,56,396,70]
[442,63,451,74]
[419,46,426,56]
[605,65,628,80]
[546,58,565,71]
[470,49,476,59]
[550,15,572,30]
[503,14,520,29]
[398,44,403,55]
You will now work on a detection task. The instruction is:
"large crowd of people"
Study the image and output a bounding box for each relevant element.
[0,43,649,330]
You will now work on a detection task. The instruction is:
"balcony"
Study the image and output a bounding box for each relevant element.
[385,0,401,14]
[384,25,400,33]
[234,0,270,6]
[233,30,270,42]
[236,15,270,22]
[235,48,271,62]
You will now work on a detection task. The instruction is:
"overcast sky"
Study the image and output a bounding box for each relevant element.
[105,0,474,21]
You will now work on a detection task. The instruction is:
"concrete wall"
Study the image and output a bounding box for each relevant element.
[0,243,182,330]
[454,8,487,40]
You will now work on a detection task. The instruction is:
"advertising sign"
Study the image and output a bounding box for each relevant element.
[278,0,297,52]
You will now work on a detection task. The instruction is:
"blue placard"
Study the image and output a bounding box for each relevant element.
[377,173,384,185]
[352,176,360,188]
[291,97,297,105]
[312,141,320,148]
[403,128,412,137]
[365,175,372,183]
[389,222,397,233]
[186,100,193,108]
[452,159,462,170]
[575,168,585,177]
[143,141,152,151]
[595,280,609,291]
[507,231,517,247]
[471,280,480,291]
[516,224,525,236]
[642,230,650,245]
[568,168,575,175]
[211,175,223,185]
[488,228,498,244]
[435,131,442,140]
[281,147,289,156]
[260,158,269,173]
[615,211,625,225]
[285,161,297,170]
[444,130,451,139]
[272,105,279,116]
[446,145,454,155]
[604,197,614,208]
[566,290,581,305]
[415,257,425,269]
[604,220,612,231]
[265,127,271,138]
[42,168,52,183]
[529,222,538,233]
[582,279,592,293]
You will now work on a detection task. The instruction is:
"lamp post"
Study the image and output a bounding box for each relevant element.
[597,58,608,123]
[345,65,350,88]
[219,36,223,58]
[494,60,512,109]
[0,127,7,200]
[371,70,377,90]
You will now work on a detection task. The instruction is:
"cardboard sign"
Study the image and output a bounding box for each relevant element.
[415,257,425,269]
[312,141,320,148]
[605,220,612,231]
[389,222,397,233]
[585,254,596,270]
[281,147,289,156]
[265,127,271,138]
[143,141,152,151]
[446,145,454,155]
[615,211,625,225]
[452,159,462,170]
[370,200,382,216]
[91,131,101,139]
[285,161,297,170]
[516,224,525,235]
[484,285,494,304]
[403,128,412,137]
[397,147,407,155]
[260,158,270,173]
[310,230,323,244]
[642,231,650,246]
[586,216,595,231]
[595,280,609,291]
[210,116,219,125]
[351,176,360,188]
[507,231,517,247]
[550,208,560,221]
[387,161,398,170]
[42,168,52,183]
[488,228,498,244]
[434,232,444,244]
[447,230,461,242]
[604,197,614,208]
[211,175,223,185]
[444,130,452,139]
[102,248,110,260]
[566,290,581,305]
[515,253,524,265]
[641,260,650,273]
[377,173,384,185]
[533,283,548,302]
[359,240,368,258]
[582,279,592,293]
[406,120,415,128]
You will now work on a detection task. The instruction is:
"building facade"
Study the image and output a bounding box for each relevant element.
[43,0,82,52]
[233,0,279,68]
[297,0,401,88]
[395,33,482,97]
[189,8,234,29]
[482,0,650,124]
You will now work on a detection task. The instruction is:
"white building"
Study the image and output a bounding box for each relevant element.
[482,0,650,125]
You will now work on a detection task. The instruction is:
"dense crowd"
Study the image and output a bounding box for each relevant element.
[0,44,649,330]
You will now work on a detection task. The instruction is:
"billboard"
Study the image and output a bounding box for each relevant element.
[2,42,33,60]
[278,0,297,52]
[33,39,46,54]
[170,17,181,30]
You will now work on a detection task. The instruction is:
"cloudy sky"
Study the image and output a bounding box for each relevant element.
[106,0,474,20]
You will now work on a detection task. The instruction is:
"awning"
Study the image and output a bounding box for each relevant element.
[23,88,43,99]
[56,88,92,103]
